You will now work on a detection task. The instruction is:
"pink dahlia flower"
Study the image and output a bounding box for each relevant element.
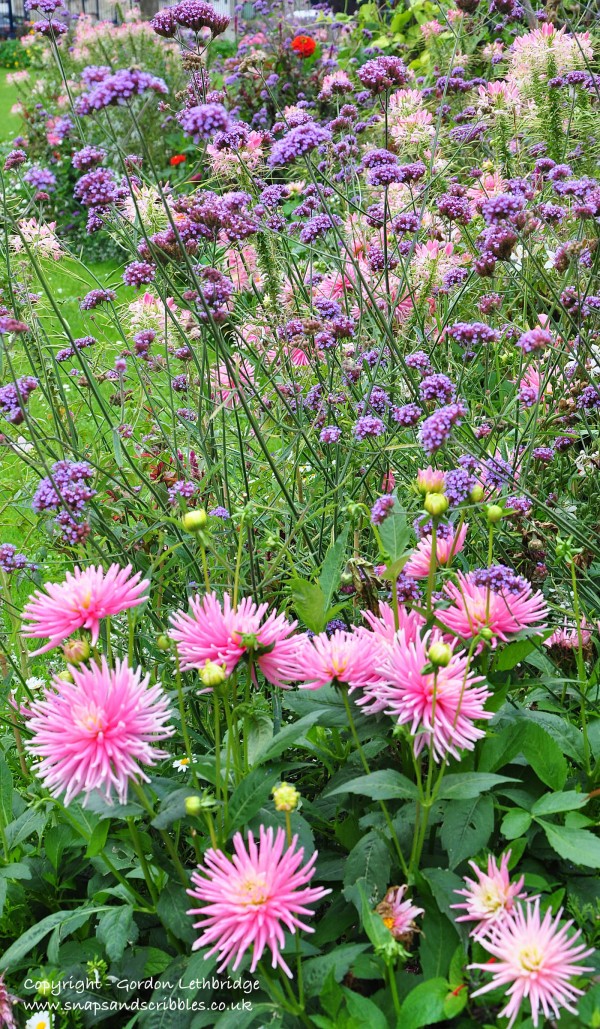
[295,628,381,691]
[25,657,174,805]
[351,603,425,713]
[377,629,492,762]
[0,974,17,1029]
[404,523,468,579]
[187,825,330,976]
[469,900,594,1028]
[440,572,548,648]
[21,563,149,655]
[169,593,303,687]
[376,885,424,940]
[452,852,527,937]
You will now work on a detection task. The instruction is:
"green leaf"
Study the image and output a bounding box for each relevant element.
[420,868,464,927]
[5,808,47,849]
[518,722,568,790]
[97,906,137,962]
[501,809,532,839]
[289,578,327,633]
[437,773,519,800]
[227,767,279,834]
[303,943,369,998]
[538,822,600,868]
[318,526,349,612]
[399,978,449,1029]
[0,761,12,828]
[359,883,391,950]
[152,788,194,829]
[419,904,459,979]
[246,711,274,766]
[0,905,109,971]
[532,792,588,817]
[440,795,493,869]
[343,831,390,911]
[253,710,325,765]
[377,498,410,565]
[328,770,418,802]
[86,819,110,858]
[342,988,389,1029]
[493,638,539,671]
[156,883,195,944]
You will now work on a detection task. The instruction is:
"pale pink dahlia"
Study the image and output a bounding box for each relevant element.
[376,885,424,940]
[452,852,527,937]
[404,523,468,579]
[377,629,492,762]
[351,604,425,713]
[0,974,17,1029]
[25,657,174,805]
[169,593,303,687]
[469,900,594,1028]
[187,826,331,976]
[295,628,381,691]
[440,572,548,647]
[21,563,149,655]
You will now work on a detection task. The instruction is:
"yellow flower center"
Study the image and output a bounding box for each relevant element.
[239,874,269,906]
[330,655,348,677]
[519,944,543,972]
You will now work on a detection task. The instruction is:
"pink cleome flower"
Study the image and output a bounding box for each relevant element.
[24,657,174,805]
[187,826,331,976]
[469,900,594,1028]
[377,885,424,939]
[169,592,303,687]
[294,628,382,691]
[452,851,528,937]
[21,563,149,655]
[439,572,548,648]
[377,628,492,762]
[404,523,468,579]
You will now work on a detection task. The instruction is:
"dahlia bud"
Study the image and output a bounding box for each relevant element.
[416,466,446,495]
[63,638,90,664]
[184,796,203,817]
[199,659,227,687]
[272,782,300,812]
[485,504,503,525]
[479,626,494,641]
[469,484,485,503]
[156,634,170,651]
[56,670,74,683]
[182,509,208,533]
[37,980,53,997]
[424,492,449,517]
[428,642,452,667]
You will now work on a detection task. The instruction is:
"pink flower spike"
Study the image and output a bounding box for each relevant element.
[377,628,492,762]
[24,657,174,806]
[404,523,468,579]
[21,563,149,654]
[187,826,331,976]
[469,900,594,1029]
[452,851,528,937]
[169,593,303,688]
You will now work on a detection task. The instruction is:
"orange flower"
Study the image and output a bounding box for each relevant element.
[169,154,187,166]
[291,34,316,58]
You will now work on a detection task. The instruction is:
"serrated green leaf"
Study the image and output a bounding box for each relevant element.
[399,978,449,1029]
[437,773,519,800]
[501,809,532,839]
[532,792,588,817]
[253,710,325,765]
[377,498,410,565]
[0,906,109,971]
[318,526,349,612]
[343,831,390,911]
[328,770,418,802]
[303,943,369,998]
[440,795,493,869]
[538,822,600,868]
[227,766,279,833]
[86,819,110,858]
[289,578,327,633]
[343,988,389,1029]
[98,906,137,962]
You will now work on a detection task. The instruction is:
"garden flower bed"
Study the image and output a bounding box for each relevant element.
[0,0,599,1025]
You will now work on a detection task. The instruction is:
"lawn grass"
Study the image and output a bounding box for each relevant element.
[0,68,30,142]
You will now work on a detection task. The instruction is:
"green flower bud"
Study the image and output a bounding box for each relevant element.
[37,980,53,998]
[479,627,494,642]
[272,782,300,812]
[63,637,90,665]
[156,634,170,652]
[469,484,485,503]
[486,504,503,525]
[182,509,208,533]
[199,659,227,688]
[184,796,203,817]
[428,642,453,667]
[424,492,449,518]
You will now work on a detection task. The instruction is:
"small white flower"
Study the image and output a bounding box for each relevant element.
[26,676,46,690]
[25,1012,52,1029]
[172,757,192,772]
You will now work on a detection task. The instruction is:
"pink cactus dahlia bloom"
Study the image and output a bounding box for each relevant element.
[187,826,331,976]
[351,603,425,713]
[25,657,174,805]
[377,629,492,762]
[169,593,303,687]
[452,851,527,937]
[469,900,594,1028]
[440,572,548,648]
[295,628,381,691]
[377,885,424,940]
[21,563,149,655]
[404,523,468,579]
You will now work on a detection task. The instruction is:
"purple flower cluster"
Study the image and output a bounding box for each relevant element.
[195,267,234,323]
[371,494,395,525]
[72,146,106,171]
[4,149,27,171]
[320,425,342,444]
[391,403,422,427]
[418,402,466,454]
[444,467,476,505]
[419,374,455,405]
[23,166,57,193]
[268,123,330,167]
[0,376,38,425]
[32,460,96,544]
[123,262,156,288]
[470,565,529,595]
[80,288,116,310]
[56,336,96,363]
[517,327,553,353]
[0,543,33,574]
[179,103,231,142]
[353,415,386,440]
[357,56,408,93]
[447,322,500,348]
[76,69,168,115]
[152,0,230,37]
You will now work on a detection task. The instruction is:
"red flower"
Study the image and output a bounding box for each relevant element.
[169,154,187,166]
[291,34,316,58]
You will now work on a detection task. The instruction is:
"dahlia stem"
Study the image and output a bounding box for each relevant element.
[130,782,189,888]
[426,522,437,619]
[127,817,159,906]
[569,560,591,775]
[341,688,408,878]
[232,521,244,610]
[387,961,402,1018]
[174,652,200,790]
[199,539,211,593]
